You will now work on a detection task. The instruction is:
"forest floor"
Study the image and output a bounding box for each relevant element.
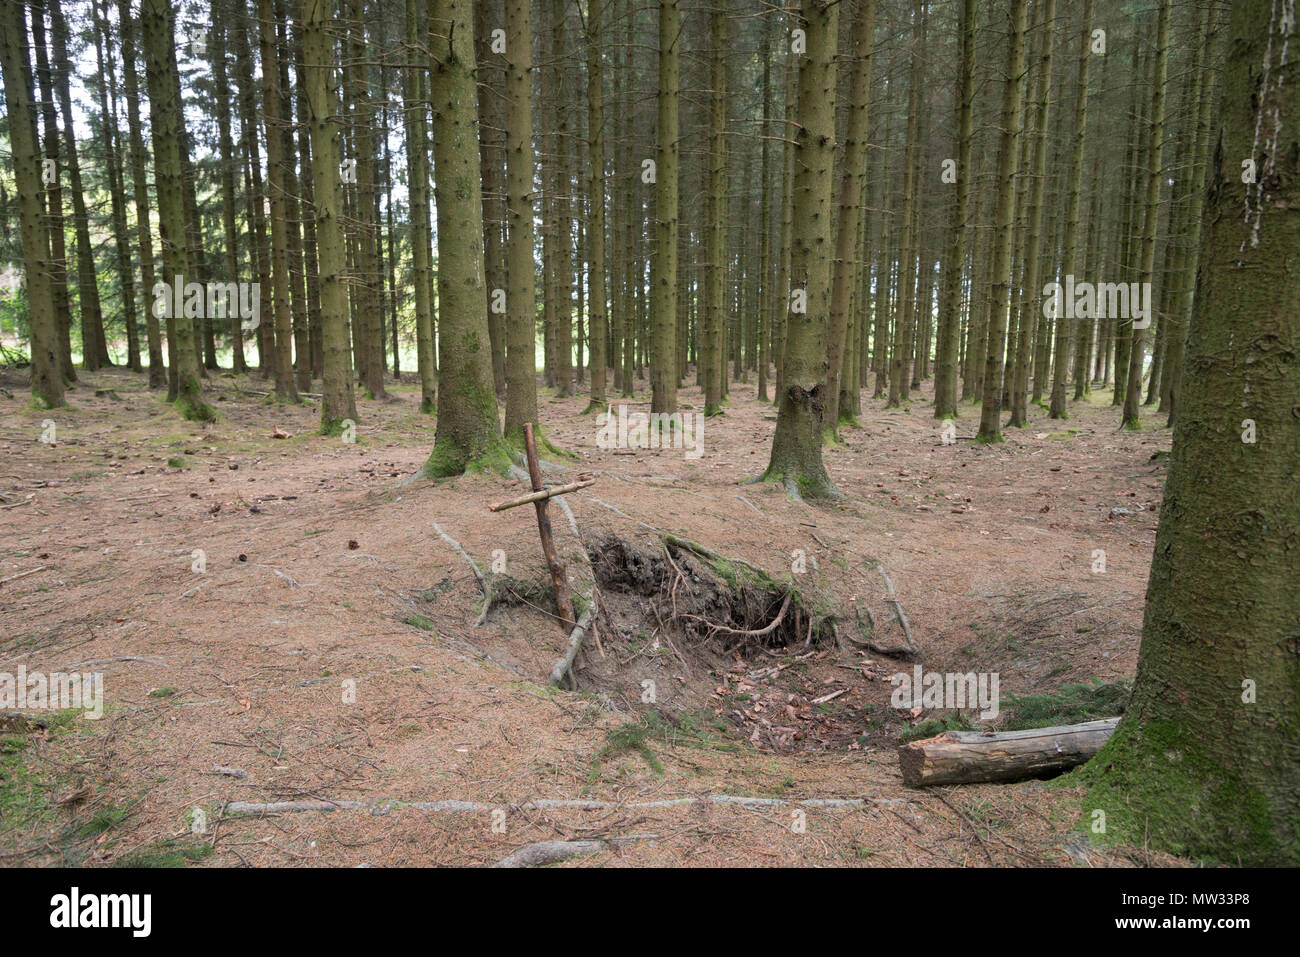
[0,363,1189,867]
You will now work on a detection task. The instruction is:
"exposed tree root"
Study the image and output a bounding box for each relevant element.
[432,521,491,626]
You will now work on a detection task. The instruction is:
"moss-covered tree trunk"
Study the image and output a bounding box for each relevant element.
[141,0,211,420]
[1083,0,1300,864]
[421,0,507,476]
[974,0,1029,444]
[0,0,64,407]
[301,0,357,431]
[762,0,838,500]
[824,0,876,437]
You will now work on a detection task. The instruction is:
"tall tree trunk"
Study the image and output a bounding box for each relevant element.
[476,0,507,398]
[974,0,1030,443]
[291,17,324,381]
[1120,0,1170,430]
[1008,0,1054,429]
[93,0,139,372]
[502,0,539,441]
[141,0,210,420]
[30,0,74,381]
[583,0,607,411]
[701,0,727,417]
[888,0,924,408]
[0,0,64,406]
[301,0,357,431]
[1049,0,1093,418]
[405,0,437,412]
[773,35,796,405]
[257,0,301,401]
[933,0,975,420]
[117,0,164,387]
[648,0,680,416]
[345,0,386,398]
[212,21,247,375]
[1083,0,1300,864]
[422,0,508,476]
[277,2,312,393]
[763,0,838,500]
[1164,1,1219,429]
[234,16,273,378]
[755,8,773,403]
[825,0,876,437]
[51,0,110,370]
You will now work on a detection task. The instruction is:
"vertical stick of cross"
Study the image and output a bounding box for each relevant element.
[487,424,595,632]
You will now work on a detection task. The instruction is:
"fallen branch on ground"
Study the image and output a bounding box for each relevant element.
[548,606,596,688]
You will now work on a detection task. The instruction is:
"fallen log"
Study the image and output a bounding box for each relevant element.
[897,717,1120,787]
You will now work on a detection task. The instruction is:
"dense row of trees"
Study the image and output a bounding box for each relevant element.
[2,0,1229,473]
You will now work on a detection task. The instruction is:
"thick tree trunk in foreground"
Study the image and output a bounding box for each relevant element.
[1082,0,1300,865]
[762,0,838,500]
[301,0,357,431]
[900,718,1118,787]
[142,0,211,420]
[0,0,64,406]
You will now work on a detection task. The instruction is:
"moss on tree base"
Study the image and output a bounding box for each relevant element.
[1074,717,1294,865]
